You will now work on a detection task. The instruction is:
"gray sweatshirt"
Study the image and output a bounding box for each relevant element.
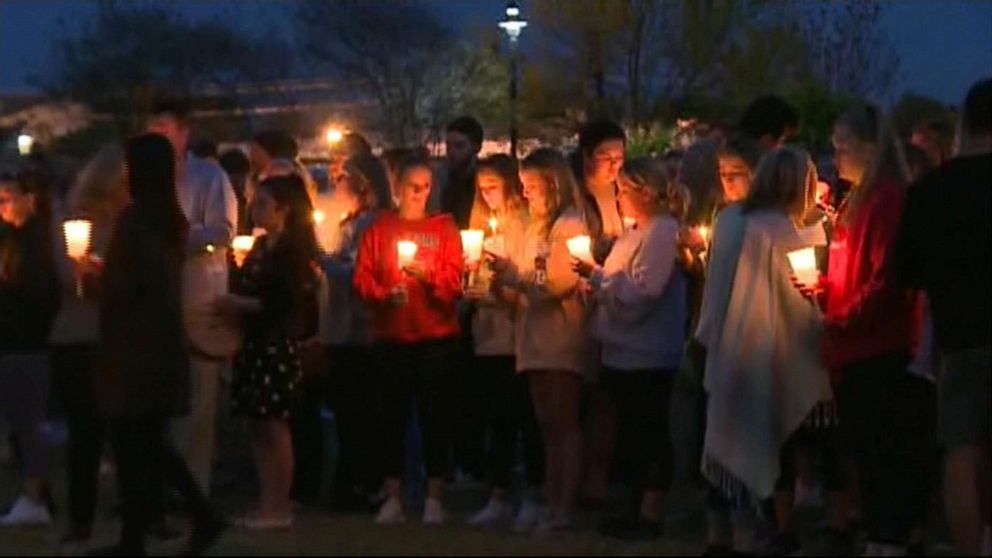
[590,214,686,371]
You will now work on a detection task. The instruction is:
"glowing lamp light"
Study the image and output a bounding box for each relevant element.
[566,235,594,265]
[396,240,418,269]
[17,134,34,155]
[460,230,485,265]
[787,247,819,288]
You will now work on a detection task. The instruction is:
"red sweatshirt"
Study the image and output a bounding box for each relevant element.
[821,174,919,374]
[353,211,463,343]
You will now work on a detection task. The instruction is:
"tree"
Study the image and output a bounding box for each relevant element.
[797,0,901,101]
[417,28,511,144]
[296,0,454,145]
[40,0,293,132]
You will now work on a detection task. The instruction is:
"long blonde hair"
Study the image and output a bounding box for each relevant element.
[520,148,590,237]
[835,104,910,225]
[468,154,525,230]
[744,146,816,222]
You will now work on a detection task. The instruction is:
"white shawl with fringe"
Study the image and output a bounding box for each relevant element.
[695,206,832,502]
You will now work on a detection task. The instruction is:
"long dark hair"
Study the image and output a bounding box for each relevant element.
[256,174,319,280]
[125,133,187,248]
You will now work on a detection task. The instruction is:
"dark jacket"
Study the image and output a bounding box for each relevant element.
[0,215,61,354]
[97,208,190,418]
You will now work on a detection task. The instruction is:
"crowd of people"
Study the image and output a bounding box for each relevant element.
[0,76,989,557]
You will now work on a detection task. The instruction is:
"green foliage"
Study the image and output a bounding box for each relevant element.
[785,83,857,154]
[625,125,674,158]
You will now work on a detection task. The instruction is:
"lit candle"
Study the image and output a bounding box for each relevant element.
[313,209,326,224]
[460,230,485,265]
[787,247,819,288]
[396,240,418,269]
[566,235,594,265]
[488,216,499,235]
[697,225,710,244]
[63,219,92,297]
[232,235,256,267]
[63,219,92,260]
[622,217,636,231]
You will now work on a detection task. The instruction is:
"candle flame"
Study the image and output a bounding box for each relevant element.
[313,209,326,224]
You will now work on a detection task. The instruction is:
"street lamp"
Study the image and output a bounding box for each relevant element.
[499,1,527,159]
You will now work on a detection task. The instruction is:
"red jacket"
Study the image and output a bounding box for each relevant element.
[821,174,919,373]
[353,211,463,343]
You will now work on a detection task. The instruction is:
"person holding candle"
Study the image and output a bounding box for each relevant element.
[47,144,129,542]
[147,98,239,497]
[569,119,627,507]
[820,104,920,556]
[569,158,687,541]
[0,164,60,527]
[462,155,545,530]
[215,173,319,529]
[896,78,992,556]
[488,148,592,533]
[353,154,463,525]
[696,147,833,555]
[95,133,222,554]
[318,152,392,511]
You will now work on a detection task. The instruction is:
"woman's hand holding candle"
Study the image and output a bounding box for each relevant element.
[402,259,428,282]
[570,256,596,279]
[388,283,409,306]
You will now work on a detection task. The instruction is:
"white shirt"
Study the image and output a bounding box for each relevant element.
[177,153,238,252]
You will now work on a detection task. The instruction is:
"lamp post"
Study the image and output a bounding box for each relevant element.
[499,1,527,159]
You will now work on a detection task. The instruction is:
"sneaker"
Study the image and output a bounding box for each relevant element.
[512,499,544,533]
[422,498,446,525]
[0,495,51,526]
[375,497,406,525]
[468,498,511,527]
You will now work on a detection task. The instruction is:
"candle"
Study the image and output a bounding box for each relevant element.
[313,209,326,224]
[622,217,636,231]
[63,219,92,297]
[566,235,594,265]
[460,229,485,265]
[396,240,418,269]
[697,225,710,244]
[232,235,255,264]
[488,216,499,235]
[63,219,92,260]
[787,247,819,288]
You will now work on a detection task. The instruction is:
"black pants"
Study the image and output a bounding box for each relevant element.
[602,368,675,508]
[476,355,543,490]
[324,345,382,495]
[109,416,211,553]
[375,339,455,480]
[836,352,936,544]
[51,344,104,532]
[290,371,324,503]
[775,416,845,493]
[451,320,485,479]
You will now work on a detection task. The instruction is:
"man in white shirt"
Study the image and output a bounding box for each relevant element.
[147,99,238,496]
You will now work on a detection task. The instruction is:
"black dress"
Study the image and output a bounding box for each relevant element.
[231,235,317,419]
